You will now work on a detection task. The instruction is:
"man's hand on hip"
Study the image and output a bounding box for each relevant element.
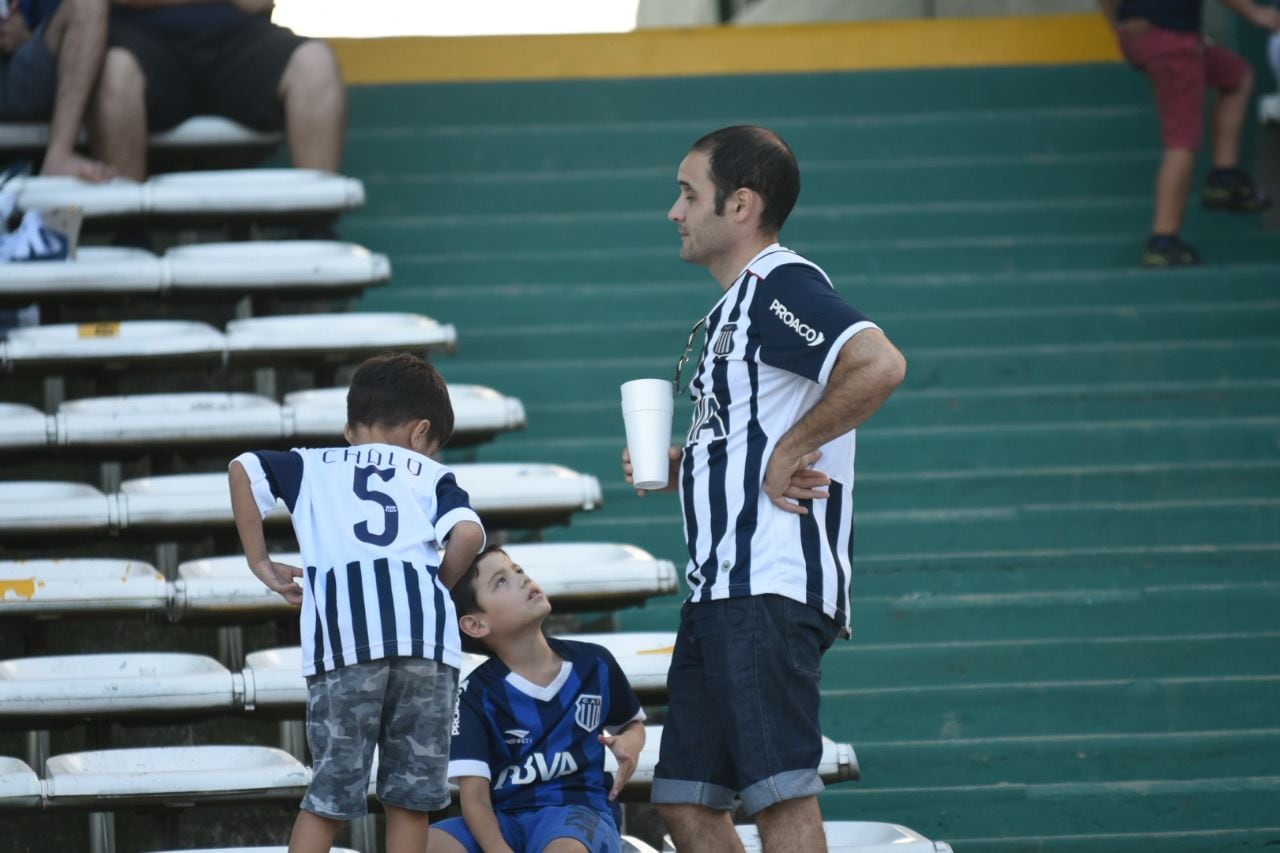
[763,448,829,515]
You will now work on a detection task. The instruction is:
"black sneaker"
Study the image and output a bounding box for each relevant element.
[1202,169,1271,213]
[1141,235,1203,268]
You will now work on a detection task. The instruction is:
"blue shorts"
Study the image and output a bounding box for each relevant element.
[435,805,620,853]
[651,595,841,816]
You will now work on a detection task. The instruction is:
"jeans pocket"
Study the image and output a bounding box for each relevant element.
[785,607,826,678]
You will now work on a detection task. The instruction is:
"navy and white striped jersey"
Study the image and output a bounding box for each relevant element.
[680,244,880,634]
[448,639,645,817]
[233,444,483,676]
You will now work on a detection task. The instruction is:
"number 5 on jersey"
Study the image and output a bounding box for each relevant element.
[353,465,399,546]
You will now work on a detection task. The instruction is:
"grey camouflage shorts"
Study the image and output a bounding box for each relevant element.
[301,657,457,819]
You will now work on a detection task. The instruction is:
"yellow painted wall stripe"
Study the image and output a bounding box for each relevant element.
[329,14,1122,86]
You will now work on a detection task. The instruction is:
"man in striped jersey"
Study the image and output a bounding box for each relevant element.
[229,352,485,853]
[627,126,906,852]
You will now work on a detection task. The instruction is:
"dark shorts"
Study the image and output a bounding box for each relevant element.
[651,594,841,817]
[107,16,307,132]
[435,805,621,853]
[0,24,57,119]
[1119,26,1252,150]
[301,657,457,820]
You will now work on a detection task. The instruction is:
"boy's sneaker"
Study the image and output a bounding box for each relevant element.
[1202,168,1271,213]
[1142,234,1202,268]
[0,210,70,262]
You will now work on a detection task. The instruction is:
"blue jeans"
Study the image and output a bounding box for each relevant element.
[651,594,841,816]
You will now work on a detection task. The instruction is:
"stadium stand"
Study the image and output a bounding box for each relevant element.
[664,822,954,852]
[0,116,280,157]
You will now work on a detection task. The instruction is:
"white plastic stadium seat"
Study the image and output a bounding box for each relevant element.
[285,384,525,444]
[12,176,146,218]
[621,838,662,853]
[57,393,285,448]
[0,320,225,371]
[174,553,303,616]
[0,653,238,726]
[144,169,364,216]
[164,241,389,291]
[0,403,51,449]
[503,542,679,609]
[0,247,164,299]
[732,821,954,853]
[453,463,603,529]
[0,481,115,535]
[117,473,290,530]
[0,559,168,616]
[563,632,674,702]
[0,115,277,152]
[617,726,858,794]
[0,756,42,811]
[41,745,309,809]
[224,312,456,364]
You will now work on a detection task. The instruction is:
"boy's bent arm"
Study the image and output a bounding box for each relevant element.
[229,460,302,605]
[457,776,514,853]
[438,520,485,590]
[602,719,646,801]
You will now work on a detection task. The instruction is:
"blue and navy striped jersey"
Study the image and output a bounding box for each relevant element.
[233,444,482,676]
[448,638,645,816]
[680,244,880,635]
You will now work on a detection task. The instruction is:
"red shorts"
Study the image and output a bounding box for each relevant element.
[1119,26,1252,150]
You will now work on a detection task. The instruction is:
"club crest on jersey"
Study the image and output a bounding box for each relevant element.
[712,322,737,357]
[574,694,603,732]
[769,298,826,347]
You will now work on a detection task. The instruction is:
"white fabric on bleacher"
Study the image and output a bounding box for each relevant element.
[0,481,115,533]
[0,402,51,448]
[0,559,168,614]
[224,312,456,361]
[616,726,859,791]
[41,746,309,808]
[0,320,225,368]
[164,241,389,290]
[0,756,41,811]
[57,393,285,447]
[11,169,364,219]
[285,384,526,440]
[0,653,238,721]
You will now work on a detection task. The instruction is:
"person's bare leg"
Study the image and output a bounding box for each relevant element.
[658,804,746,853]
[426,827,468,852]
[38,0,113,181]
[1211,70,1253,169]
[1152,147,1195,234]
[382,804,428,853]
[288,809,342,853]
[278,40,345,172]
[544,840,589,853]
[89,47,147,180]
[754,796,827,853]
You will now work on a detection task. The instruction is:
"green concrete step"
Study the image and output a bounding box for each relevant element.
[819,776,1280,847]
[945,826,1280,852]
[855,728,1280,788]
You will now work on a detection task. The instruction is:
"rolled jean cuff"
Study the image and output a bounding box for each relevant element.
[740,769,825,817]
[650,778,738,811]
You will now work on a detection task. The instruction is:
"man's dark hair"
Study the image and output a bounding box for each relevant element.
[690,125,800,234]
[347,352,455,447]
[451,544,507,654]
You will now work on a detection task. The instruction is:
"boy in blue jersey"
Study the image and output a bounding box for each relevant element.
[429,546,647,853]
[229,352,485,853]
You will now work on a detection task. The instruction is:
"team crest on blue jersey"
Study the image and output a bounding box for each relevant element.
[574,694,603,732]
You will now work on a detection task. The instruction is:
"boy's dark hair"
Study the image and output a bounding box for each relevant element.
[347,352,455,447]
[452,544,507,654]
[690,125,800,234]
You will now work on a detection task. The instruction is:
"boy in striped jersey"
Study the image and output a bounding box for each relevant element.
[429,545,646,853]
[229,352,485,853]
[627,126,906,852]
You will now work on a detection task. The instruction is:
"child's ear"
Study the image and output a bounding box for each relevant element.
[412,418,433,452]
[459,613,488,640]
[343,423,355,444]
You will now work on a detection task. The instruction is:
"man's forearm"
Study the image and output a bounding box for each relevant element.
[774,329,906,459]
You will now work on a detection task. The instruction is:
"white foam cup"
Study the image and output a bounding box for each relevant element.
[620,378,674,490]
